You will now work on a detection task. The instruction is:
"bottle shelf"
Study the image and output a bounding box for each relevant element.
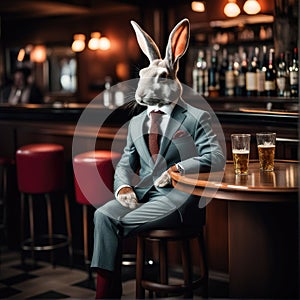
[187,95,298,114]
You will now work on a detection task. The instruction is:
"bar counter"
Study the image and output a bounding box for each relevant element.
[0,96,298,124]
[0,100,298,297]
[0,98,298,160]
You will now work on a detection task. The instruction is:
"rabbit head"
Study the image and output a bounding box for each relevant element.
[131,18,190,107]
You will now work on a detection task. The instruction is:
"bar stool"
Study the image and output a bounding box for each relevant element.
[136,227,208,299]
[73,150,121,276]
[16,143,72,266]
[0,157,14,245]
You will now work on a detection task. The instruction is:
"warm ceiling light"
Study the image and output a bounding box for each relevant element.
[191,1,205,12]
[30,45,47,63]
[71,34,86,52]
[243,0,261,15]
[17,48,26,62]
[99,37,111,50]
[224,0,241,17]
[88,32,101,50]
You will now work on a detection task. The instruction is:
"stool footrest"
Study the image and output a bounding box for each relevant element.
[141,277,206,294]
[21,234,71,251]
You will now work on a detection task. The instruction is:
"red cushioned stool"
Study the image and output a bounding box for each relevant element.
[16,143,72,266]
[73,150,121,276]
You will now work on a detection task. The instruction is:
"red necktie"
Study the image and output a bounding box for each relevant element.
[149,111,164,161]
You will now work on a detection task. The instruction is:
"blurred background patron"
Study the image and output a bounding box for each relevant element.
[0,67,44,104]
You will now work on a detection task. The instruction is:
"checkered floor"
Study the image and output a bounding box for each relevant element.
[0,249,207,299]
[0,250,137,299]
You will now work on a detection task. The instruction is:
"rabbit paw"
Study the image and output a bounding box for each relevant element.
[117,192,138,209]
[154,171,172,187]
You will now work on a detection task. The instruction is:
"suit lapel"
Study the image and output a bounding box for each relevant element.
[159,100,187,160]
[131,111,153,163]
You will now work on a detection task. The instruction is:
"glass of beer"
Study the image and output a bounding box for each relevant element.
[256,132,276,171]
[231,134,251,175]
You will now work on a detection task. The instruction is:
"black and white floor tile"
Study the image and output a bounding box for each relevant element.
[0,250,138,299]
[0,250,205,299]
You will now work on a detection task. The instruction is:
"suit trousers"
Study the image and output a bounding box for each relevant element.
[90,187,205,271]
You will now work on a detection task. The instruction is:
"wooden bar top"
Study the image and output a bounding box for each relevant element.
[170,160,299,202]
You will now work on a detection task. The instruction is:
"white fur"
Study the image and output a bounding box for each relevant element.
[131,19,190,107]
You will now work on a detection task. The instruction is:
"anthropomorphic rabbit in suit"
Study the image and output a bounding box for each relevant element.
[91,18,225,299]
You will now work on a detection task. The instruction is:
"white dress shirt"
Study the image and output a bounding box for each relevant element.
[115,101,183,198]
[146,102,175,135]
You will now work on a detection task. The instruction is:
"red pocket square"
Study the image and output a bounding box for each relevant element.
[173,130,189,139]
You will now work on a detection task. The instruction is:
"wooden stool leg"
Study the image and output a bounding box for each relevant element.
[159,239,168,298]
[83,205,88,265]
[45,193,54,266]
[82,204,93,280]
[28,195,36,264]
[198,230,208,298]
[136,235,145,299]
[181,239,193,298]
[64,194,73,267]
[20,193,25,265]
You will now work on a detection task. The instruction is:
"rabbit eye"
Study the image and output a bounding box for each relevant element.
[159,72,168,80]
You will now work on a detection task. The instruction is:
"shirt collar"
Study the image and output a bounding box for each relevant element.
[146,100,177,117]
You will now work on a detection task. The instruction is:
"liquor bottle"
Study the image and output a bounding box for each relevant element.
[290,47,299,97]
[114,87,125,107]
[103,76,113,108]
[233,52,240,96]
[192,50,208,96]
[285,51,292,97]
[219,48,228,96]
[236,51,247,96]
[192,58,198,93]
[225,54,235,96]
[276,52,288,97]
[257,45,267,96]
[192,51,200,92]
[246,48,258,96]
[208,49,219,97]
[264,48,276,97]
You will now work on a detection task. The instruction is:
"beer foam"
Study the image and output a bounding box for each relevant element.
[232,149,249,154]
[258,144,275,148]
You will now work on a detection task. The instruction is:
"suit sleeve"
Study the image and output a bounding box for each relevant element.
[114,121,140,192]
[178,110,225,173]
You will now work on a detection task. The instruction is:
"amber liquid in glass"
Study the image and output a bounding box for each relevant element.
[232,149,250,175]
[258,145,275,171]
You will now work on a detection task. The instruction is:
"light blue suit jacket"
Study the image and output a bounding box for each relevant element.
[114,98,225,204]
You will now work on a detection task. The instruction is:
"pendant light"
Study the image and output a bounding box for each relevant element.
[243,0,261,15]
[17,48,26,62]
[191,1,205,13]
[88,32,101,50]
[224,0,241,18]
[71,34,86,52]
[98,37,111,50]
[30,45,47,63]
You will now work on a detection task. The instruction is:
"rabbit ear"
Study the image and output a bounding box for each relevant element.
[131,20,161,62]
[165,18,190,69]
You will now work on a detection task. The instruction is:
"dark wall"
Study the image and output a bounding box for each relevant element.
[0,0,287,102]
